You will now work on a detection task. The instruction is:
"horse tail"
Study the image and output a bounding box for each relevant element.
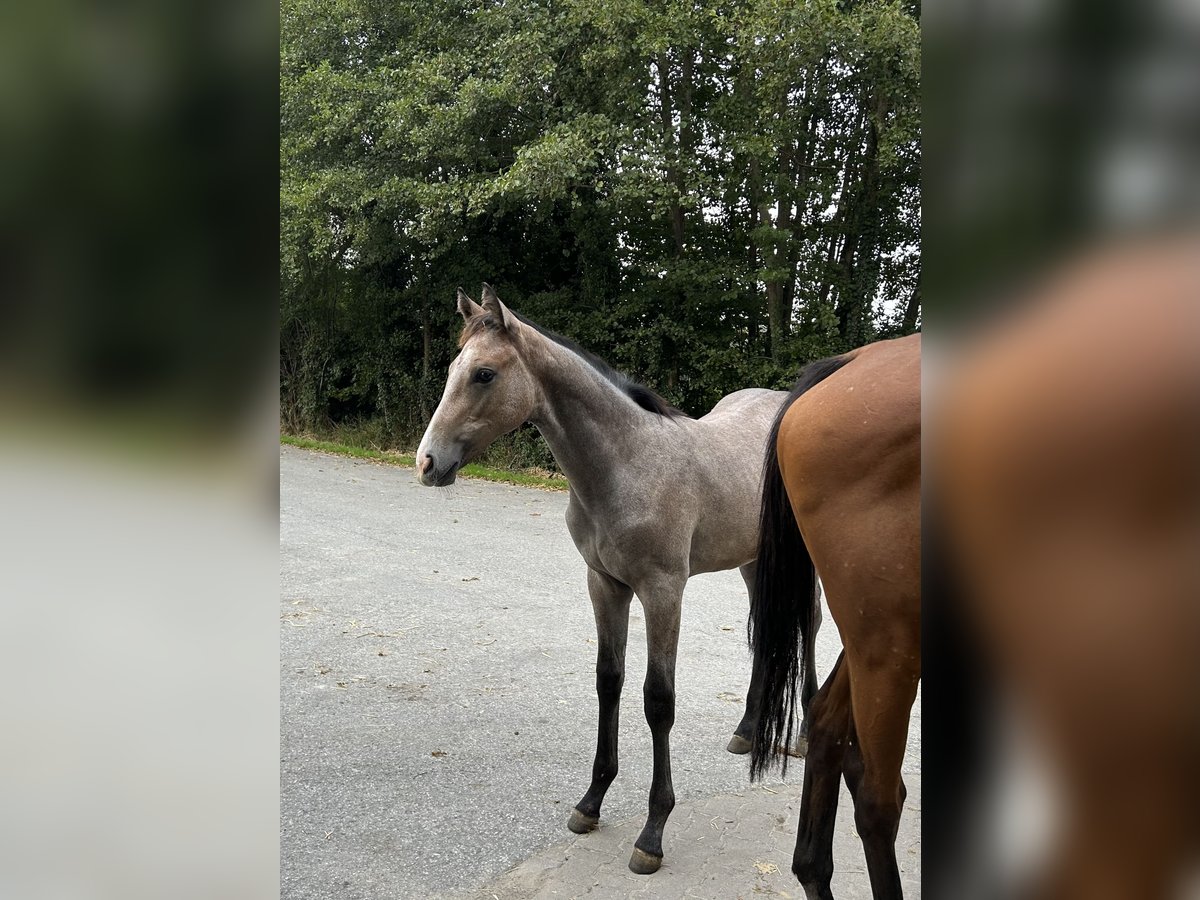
[749,353,853,781]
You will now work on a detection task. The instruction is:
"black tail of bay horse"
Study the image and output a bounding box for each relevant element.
[748,354,852,781]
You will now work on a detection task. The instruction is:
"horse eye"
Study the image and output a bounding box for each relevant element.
[474,368,495,384]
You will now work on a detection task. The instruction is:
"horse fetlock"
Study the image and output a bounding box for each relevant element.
[793,854,834,898]
[799,881,836,900]
[590,765,617,787]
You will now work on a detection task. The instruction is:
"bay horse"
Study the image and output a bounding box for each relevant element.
[939,240,1200,899]
[415,284,820,874]
[749,333,920,900]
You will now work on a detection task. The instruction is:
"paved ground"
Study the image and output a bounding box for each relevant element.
[281,446,920,899]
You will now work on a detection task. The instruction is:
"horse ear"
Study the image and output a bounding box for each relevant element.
[480,283,511,330]
[456,288,484,320]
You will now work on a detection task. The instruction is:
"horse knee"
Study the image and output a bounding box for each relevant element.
[596,658,623,700]
[643,670,675,731]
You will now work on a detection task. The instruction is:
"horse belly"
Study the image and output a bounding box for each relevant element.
[687,515,757,575]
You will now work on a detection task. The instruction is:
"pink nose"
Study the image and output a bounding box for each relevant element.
[418,453,434,476]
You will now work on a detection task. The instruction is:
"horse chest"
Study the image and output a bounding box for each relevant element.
[564,507,618,575]
[565,497,687,585]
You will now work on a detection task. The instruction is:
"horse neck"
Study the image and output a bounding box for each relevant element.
[519,330,657,500]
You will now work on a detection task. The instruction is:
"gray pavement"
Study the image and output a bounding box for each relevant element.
[281,446,920,899]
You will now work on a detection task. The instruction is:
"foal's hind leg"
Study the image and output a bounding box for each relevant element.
[795,598,822,758]
[729,562,763,755]
[731,563,822,758]
[568,569,632,834]
[792,653,851,900]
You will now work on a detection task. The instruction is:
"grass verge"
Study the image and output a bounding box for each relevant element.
[280,434,568,491]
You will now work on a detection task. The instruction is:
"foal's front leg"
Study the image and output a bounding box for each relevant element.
[629,573,685,875]
[568,568,632,834]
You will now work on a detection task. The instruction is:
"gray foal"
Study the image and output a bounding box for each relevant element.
[416,284,818,874]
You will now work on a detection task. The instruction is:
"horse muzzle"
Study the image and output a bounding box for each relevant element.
[417,452,460,487]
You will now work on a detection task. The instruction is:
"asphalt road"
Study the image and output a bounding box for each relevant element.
[280,446,921,899]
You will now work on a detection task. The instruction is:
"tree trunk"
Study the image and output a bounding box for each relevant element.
[657,54,686,257]
[831,103,881,347]
[901,273,921,333]
[838,94,887,348]
[762,190,794,359]
[674,50,693,256]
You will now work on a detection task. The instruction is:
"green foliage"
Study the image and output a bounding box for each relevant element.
[280,433,568,490]
[281,0,921,467]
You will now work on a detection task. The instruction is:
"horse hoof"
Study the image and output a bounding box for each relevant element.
[726,733,752,755]
[567,809,599,834]
[629,847,663,875]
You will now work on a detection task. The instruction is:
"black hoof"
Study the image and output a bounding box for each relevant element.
[567,808,599,834]
[726,733,752,755]
[629,846,662,874]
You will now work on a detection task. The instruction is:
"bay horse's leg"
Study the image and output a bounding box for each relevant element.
[843,643,920,900]
[729,561,763,755]
[791,652,851,900]
[568,568,632,834]
[628,575,684,874]
[841,717,909,859]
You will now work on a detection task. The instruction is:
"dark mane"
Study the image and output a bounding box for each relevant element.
[509,310,687,419]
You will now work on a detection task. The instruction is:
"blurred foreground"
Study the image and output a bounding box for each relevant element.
[930,238,1200,899]
[925,0,1200,896]
[0,0,278,898]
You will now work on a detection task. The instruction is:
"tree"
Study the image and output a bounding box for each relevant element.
[280,0,921,462]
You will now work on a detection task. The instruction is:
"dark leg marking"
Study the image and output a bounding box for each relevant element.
[630,662,676,873]
[570,571,632,834]
[730,561,762,755]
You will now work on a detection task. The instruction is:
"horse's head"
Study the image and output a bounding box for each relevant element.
[416,284,537,486]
